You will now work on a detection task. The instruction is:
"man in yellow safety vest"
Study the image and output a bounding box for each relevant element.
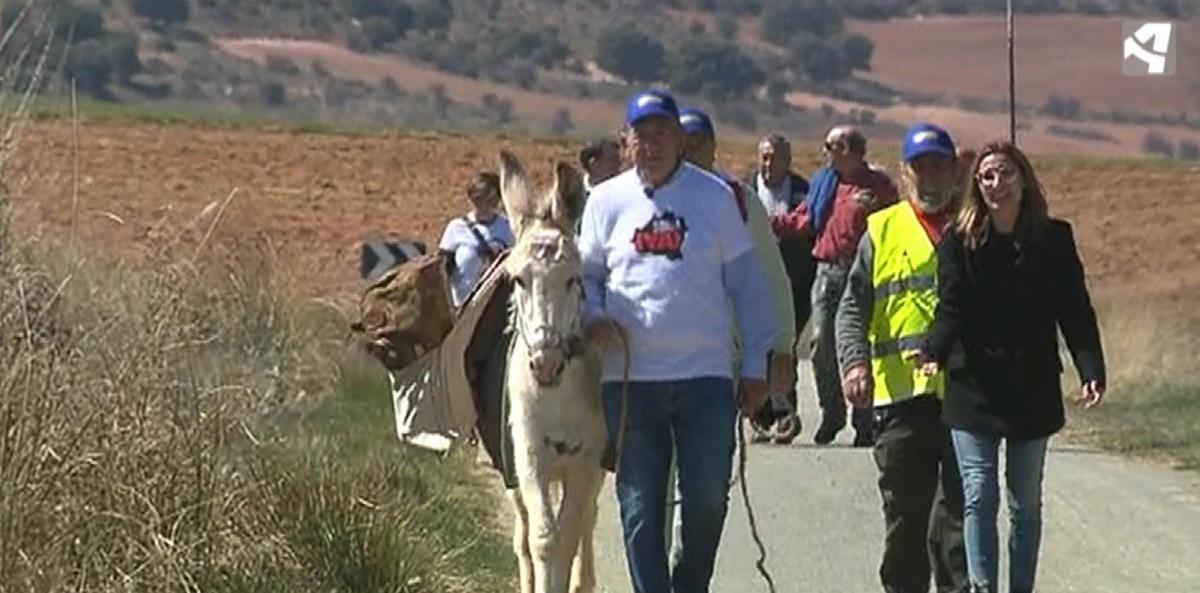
[835,122,970,593]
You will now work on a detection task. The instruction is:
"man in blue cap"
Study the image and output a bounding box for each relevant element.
[678,108,803,445]
[677,106,796,402]
[835,122,970,593]
[658,105,796,563]
[580,89,777,593]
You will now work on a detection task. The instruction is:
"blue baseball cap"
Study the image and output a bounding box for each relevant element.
[678,106,715,137]
[625,88,680,126]
[902,122,956,162]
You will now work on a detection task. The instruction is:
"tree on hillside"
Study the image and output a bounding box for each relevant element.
[412,0,453,32]
[129,0,190,24]
[1042,94,1083,120]
[57,3,106,41]
[595,27,664,83]
[837,33,874,72]
[766,78,789,111]
[788,32,850,83]
[715,13,738,39]
[491,27,569,68]
[259,79,287,107]
[64,39,113,98]
[1179,141,1199,160]
[346,0,415,34]
[551,107,574,135]
[840,0,906,20]
[667,37,764,101]
[759,0,843,45]
[481,93,514,124]
[361,17,401,49]
[1142,131,1175,157]
[106,32,142,86]
[1154,0,1188,18]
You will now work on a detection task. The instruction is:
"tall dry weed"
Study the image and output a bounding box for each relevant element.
[0,4,513,591]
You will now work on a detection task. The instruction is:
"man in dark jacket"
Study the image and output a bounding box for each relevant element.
[744,134,813,444]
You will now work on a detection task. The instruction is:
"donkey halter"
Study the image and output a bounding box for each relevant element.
[509,232,586,374]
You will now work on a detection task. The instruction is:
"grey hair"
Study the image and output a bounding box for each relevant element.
[759,133,790,151]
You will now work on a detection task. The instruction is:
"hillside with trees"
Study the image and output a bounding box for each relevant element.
[12,0,1197,146]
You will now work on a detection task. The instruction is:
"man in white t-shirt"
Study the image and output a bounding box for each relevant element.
[438,172,515,308]
[580,88,777,593]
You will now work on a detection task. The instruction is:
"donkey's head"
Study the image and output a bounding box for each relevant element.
[498,150,587,386]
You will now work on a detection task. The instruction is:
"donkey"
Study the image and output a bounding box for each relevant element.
[497,150,607,593]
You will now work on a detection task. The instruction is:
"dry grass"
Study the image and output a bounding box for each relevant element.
[0,224,516,592]
[0,7,514,591]
[1063,295,1200,472]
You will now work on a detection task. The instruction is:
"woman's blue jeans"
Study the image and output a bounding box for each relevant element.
[951,429,1050,593]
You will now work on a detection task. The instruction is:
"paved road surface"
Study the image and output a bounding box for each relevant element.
[589,366,1200,593]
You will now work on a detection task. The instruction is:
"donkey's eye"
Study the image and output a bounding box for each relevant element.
[566,276,580,289]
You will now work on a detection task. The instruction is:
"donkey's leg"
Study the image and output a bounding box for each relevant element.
[518,462,558,593]
[556,465,597,593]
[508,489,534,593]
[569,469,605,593]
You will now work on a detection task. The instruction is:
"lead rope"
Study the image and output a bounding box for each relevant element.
[737,411,778,593]
[612,327,631,477]
[610,329,772,593]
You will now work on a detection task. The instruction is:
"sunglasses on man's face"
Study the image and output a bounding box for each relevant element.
[823,141,845,152]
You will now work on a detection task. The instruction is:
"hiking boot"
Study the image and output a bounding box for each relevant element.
[772,414,801,445]
[812,414,844,445]
[852,430,876,448]
[748,418,773,444]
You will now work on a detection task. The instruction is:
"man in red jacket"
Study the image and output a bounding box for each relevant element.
[772,126,897,446]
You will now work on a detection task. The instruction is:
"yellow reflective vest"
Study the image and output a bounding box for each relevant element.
[867,201,944,405]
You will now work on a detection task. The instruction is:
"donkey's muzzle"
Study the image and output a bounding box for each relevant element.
[529,348,566,386]
[529,330,567,385]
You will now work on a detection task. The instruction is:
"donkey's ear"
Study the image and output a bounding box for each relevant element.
[499,150,533,234]
[550,161,585,232]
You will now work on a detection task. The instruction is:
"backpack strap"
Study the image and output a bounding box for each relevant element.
[462,216,500,259]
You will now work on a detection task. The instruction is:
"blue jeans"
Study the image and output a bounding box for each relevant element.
[602,377,736,593]
[951,430,1049,593]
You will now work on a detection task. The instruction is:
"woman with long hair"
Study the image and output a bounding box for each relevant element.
[917,141,1106,593]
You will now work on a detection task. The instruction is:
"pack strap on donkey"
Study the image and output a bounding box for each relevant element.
[381,254,507,453]
[383,251,631,489]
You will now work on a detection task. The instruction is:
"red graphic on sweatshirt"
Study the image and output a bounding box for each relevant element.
[632,211,688,260]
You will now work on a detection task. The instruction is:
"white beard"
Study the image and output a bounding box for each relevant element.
[914,192,950,213]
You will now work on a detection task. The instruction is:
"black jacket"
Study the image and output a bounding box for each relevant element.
[924,219,1105,438]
